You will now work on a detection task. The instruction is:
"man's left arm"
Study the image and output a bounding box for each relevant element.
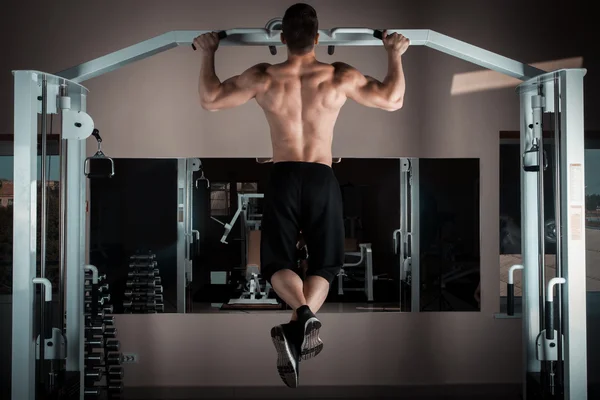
[195,33,269,111]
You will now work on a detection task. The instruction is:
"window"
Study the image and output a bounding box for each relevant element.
[210,183,231,216]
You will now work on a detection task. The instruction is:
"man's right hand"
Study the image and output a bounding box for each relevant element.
[382,30,410,56]
[193,32,220,54]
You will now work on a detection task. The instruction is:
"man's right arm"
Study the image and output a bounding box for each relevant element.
[335,31,409,112]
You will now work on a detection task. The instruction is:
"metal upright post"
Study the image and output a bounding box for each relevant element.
[551,72,564,389]
[559,68,587,400]
[39,77,48,387]
[65,91,84,395]
[58,84,68,335]
[177,159,186,313]
[410,159,420,312]
[12,71,39,400]
[519,86,542,399]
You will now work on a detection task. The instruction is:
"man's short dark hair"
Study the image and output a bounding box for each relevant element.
[282,3,319,54]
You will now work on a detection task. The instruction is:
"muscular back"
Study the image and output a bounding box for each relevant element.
[197,32,408,165]
[255,61,347,165]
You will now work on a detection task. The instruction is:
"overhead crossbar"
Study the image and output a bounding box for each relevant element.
[56,28,545,83]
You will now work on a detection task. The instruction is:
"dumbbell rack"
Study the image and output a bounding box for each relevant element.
[124,252,165,314]
[84,271,124,399]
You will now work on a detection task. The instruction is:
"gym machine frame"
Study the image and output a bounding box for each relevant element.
[12,23,586,400]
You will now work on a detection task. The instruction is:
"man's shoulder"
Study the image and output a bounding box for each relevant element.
[247,63,272,74]
[330,62,359,83]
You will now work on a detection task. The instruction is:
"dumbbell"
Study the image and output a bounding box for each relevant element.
[85,323,105,334]
[108,381,124,394]
[106,352,122,365]
[130,253,156,261]
[84,388,101,396]
[127,270,159,279]
[129,260,158,268]
[126,280,158,288]
[105,338,120,352]
[103,327,118,338]
[108,366,124,380]
[130,294,164,304]
[84,353,103,364]
[84,368,104,381]
[85,339,104,349]
[125,287,162,297]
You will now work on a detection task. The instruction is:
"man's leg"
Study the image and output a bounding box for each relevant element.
[270,269,307,312]
[260,163,305,388]
[303,275,330,314]
[296,163,346,361]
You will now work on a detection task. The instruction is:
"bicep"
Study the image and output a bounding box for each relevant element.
[210,65,268,110]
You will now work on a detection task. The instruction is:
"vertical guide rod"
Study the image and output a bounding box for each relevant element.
[59,84,68,335]
[533,88,546,332]
[39,77,48,387]
[552,73,564,388]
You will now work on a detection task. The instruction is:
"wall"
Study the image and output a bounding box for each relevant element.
[2,0,597,390]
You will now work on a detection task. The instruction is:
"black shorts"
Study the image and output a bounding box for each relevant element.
[260,162,344,284]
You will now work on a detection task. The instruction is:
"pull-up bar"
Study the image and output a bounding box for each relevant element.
[56,27,545,84]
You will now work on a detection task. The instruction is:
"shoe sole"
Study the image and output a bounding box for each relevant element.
[270,325,298,388]
[300,317,323,361]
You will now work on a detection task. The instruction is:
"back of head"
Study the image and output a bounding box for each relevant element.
[282,3,319,55]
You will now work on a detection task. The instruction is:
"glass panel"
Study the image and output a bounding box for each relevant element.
[418,158,481,312]
[89,159,179,314]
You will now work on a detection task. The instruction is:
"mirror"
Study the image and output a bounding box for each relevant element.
[89,157,480,314]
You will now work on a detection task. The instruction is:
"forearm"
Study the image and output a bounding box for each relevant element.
[381,51,405,105]
[198,53,222,105]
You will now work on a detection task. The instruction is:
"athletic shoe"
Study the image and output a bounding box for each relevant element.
[295,305,323,361]
[270,324,300,388]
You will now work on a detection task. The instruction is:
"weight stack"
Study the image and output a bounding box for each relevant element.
[84,271,124,399]
[123,251,165,314]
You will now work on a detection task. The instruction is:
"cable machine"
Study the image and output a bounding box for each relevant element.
[11,22,587,400]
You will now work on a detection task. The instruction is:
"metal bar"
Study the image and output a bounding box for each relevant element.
[364,245,374,302]
[65,94,83,384]
[533,91,546,333]
[410,158,420,312]
[58,84,67,335]
[12,70,39,400]
[55,28,544,84]
[552,72,564,388]
[39,76,48,386]
[519,87,541,393]
[424,31,544,81]
[559,68,587,400]
[399,159,408,310]
[177,158,186,313]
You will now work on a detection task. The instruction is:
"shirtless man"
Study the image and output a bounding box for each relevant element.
[194,3,409,388]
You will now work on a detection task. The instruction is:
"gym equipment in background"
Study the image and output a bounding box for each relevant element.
[123,251,165,313]
[84,267,123,399]
[213,193,278,306]
[337,243,374,302]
